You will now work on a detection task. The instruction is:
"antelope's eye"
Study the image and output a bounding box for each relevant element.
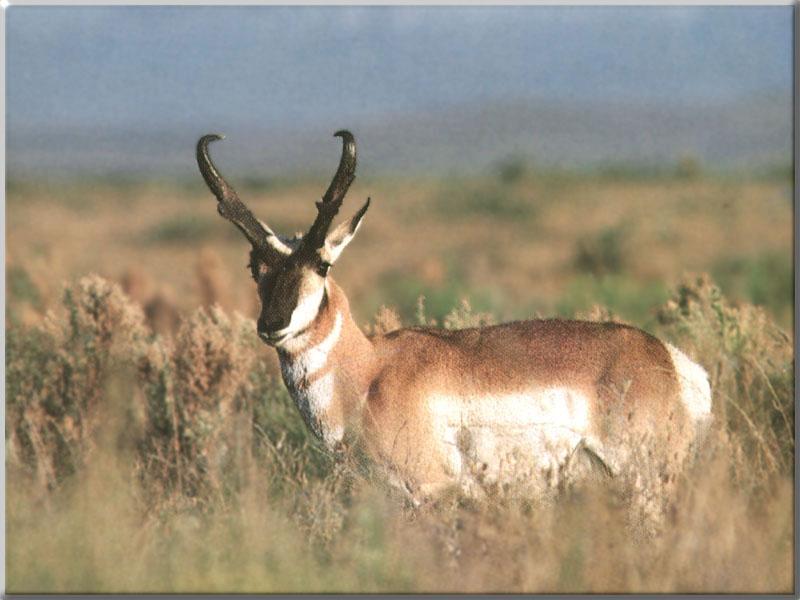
[248,261,259,281]
[316,261,331,277]
[249,260,269,281]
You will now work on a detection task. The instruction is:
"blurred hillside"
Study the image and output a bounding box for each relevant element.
[7,92,791,179]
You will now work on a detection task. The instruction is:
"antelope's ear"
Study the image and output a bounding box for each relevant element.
[319,198,370,265]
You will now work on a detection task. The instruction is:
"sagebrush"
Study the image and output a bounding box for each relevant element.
[6,273,794,593]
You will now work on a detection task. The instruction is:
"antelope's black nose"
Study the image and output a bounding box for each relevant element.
[258,317,287,341]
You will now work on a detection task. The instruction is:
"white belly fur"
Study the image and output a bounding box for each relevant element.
[427,387,595,495]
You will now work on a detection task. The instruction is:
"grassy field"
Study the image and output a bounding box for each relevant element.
[5,167,794,592]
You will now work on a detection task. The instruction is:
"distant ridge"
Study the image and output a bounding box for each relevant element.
[8,92,790,180]
[8,6,790,179]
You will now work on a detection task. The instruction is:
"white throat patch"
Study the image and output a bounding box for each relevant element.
[288,281,326,334]
[303,311,343,376]
[279,311,344,446]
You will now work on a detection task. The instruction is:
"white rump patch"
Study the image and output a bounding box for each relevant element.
[665,343,712,422]
[426,388,593,493]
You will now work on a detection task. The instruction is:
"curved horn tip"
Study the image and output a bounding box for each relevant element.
[333,129,354,142]
[199,133,226,146]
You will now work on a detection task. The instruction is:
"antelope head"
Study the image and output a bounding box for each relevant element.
[196,131,370,348]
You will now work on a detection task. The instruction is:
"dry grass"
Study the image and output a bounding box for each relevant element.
[5,172,794,593]
[6,272,793,593]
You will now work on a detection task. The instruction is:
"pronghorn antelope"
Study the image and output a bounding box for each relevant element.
[196,131,712,514]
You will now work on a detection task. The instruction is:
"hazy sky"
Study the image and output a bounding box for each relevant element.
[8,6,791,129]
[6,6,792,175]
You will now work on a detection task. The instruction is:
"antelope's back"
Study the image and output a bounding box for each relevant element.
[372,318,685,406]
[369,319,710,435]
[364,319,711,484]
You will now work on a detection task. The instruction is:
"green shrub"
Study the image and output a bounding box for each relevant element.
[6,275,148,489]
[433,180,534,221]
[595,162,667,181]
[143,215,220,244]
[656,274,793,490]
[494,156,528,185]
[557,274,669,325]
[712,252,792,323]
[7,265,43,311]
[674,154,703,180]
[573,224,629,276]
[366,269,497,325]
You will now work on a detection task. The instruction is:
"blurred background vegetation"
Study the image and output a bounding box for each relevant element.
[6,162,794,593]
[8,160,793,332]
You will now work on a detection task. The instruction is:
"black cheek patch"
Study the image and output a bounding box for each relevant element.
[263,270,303,329]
